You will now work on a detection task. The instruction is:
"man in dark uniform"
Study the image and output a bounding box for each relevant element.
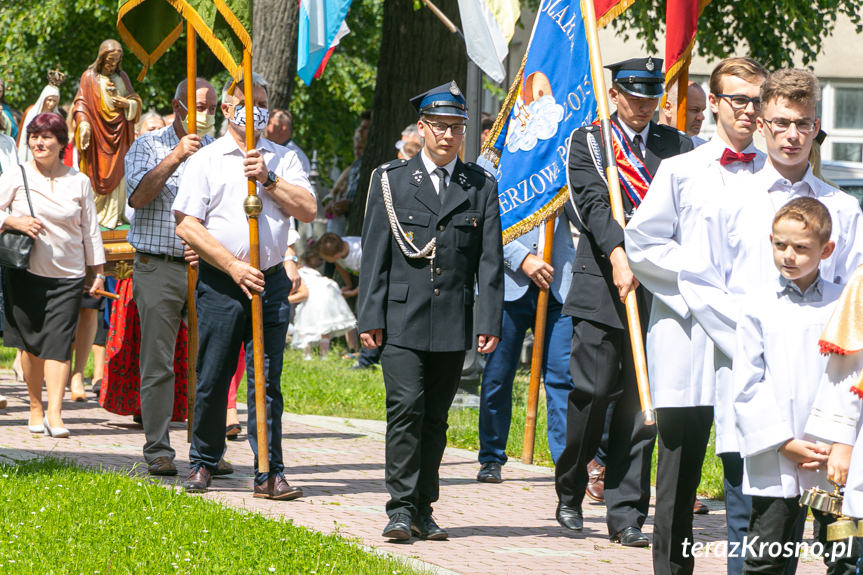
[554,58,693,546]
[358,81,504,541]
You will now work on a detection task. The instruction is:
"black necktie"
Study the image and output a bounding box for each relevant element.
[434,167,448,196]
[633,134,643,152]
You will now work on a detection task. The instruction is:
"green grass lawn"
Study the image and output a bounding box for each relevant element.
[0,458,425,575]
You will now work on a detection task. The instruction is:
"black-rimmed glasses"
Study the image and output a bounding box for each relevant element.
[716,93,762,111]
[423,119,467,136]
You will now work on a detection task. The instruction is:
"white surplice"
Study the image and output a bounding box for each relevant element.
[625,136,764,410]
[805,350,863,518]
[734,275,841,498]
[679,162,863,454]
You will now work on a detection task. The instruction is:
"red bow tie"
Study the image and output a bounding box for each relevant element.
[720,148,756,166]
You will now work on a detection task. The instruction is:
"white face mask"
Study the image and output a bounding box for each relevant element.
[178,101,216,137]
[230,104,269,132]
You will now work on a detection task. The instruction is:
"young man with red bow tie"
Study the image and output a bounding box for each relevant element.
[625,57,769,575]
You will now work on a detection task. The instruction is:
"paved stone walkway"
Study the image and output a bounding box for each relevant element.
[0,373,828,574]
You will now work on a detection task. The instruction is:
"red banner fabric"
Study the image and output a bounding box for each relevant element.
[593,0,637,28]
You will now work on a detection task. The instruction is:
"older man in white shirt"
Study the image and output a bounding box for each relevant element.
[173,73,316,498]
[626,57,768,575]
[679,68,863,575]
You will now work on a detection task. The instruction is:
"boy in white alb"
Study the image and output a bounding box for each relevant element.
[733,198,856,573]
[625,57,768,575]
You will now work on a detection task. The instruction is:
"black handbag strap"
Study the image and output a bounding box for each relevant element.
[16,164,35,218]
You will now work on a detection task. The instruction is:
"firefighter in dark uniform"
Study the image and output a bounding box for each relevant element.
[358,81,504,541]
[554,58,693,546]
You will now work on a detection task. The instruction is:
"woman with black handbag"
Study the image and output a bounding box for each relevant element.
[0,112,105,437]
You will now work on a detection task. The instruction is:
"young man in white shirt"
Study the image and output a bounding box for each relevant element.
[733,197,857,573]
[679,68,863,574]
[625,57,768,575]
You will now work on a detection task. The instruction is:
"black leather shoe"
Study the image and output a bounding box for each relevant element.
[182,466,211,493]
[555,502,583,531]
[612,526,650,547]
[411,512,448,540]
[477,462,503,483]
[382,513,412,540]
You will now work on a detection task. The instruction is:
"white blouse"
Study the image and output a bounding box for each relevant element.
[0,163,105,278]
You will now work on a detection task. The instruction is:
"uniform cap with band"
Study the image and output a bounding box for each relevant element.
[410,81,469,119]
[606,57,665,99]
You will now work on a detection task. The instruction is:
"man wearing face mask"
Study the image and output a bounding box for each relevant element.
[173,73,316,497]
[124,77,218,477]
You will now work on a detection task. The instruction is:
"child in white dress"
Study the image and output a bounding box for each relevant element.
[288,252,357,360]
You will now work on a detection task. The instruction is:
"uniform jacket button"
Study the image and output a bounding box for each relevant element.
[434,288,440,296]
[581,264,586,271]
[438,225,445,231]
[435,267,442,275]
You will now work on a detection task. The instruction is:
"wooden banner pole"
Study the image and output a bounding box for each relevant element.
[580,0,655,425]
[521,217,557,464]
[242,50,270,473]
[186,23,199,443]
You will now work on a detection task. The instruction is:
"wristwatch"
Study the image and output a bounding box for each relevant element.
[285,255,298,263]
[264,170,279,189]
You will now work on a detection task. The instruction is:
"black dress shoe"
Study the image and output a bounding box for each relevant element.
[411,512,448,540]
[612,526,650,547]
[182,466,211,493]
[382,513,412,540]
[477,462,503,483]
[555,502,583,531]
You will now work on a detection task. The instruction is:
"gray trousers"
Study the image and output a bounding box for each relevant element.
[133,254,187,464]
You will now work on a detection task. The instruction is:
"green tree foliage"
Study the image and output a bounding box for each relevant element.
[611,0,863,69]
[0,0,188,116]
[289,0,382,178]
[0,0,381,170]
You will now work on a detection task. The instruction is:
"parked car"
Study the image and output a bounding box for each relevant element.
[823,160,863,208]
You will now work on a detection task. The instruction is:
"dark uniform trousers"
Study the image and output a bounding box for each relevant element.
[555,313,656,536]
[189,261,291,485]
[358,155,504,521]
[556,117,691,539]
[381,344,465,516]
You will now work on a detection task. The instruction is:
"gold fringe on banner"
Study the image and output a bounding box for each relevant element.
[501,186,568,245]
[117,0,184,81]
[596,0,638,29]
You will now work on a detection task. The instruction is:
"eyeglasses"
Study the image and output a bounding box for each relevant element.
[762,117,817,135]
[423,120,467,136]
[715,93,762,111]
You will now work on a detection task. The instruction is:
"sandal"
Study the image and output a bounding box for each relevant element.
[225,423,242,440]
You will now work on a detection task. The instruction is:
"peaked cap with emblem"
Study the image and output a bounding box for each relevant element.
[605,57,665,99]
[410,81,469,119]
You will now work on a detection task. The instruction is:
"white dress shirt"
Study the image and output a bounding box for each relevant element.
[0,164,104,278]
[805,351,863,518]
[619,121,650,156]
[420,150,457,194]
[733,274,841,498]
[679,162,863,453]
[172,134,313,270]
[625,136,764,410]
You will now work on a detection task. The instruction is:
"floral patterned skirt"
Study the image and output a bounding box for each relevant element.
[99,277,189,421]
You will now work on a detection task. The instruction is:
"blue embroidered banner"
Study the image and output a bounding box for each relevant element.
[481,0,597,244]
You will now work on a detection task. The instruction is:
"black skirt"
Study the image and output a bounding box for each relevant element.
[3,269,84,361]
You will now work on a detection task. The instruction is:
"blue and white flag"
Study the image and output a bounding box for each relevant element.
[481,0,597,244]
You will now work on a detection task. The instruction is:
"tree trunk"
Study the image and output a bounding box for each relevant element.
[253,0,299,110]
[347,0,467,235]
